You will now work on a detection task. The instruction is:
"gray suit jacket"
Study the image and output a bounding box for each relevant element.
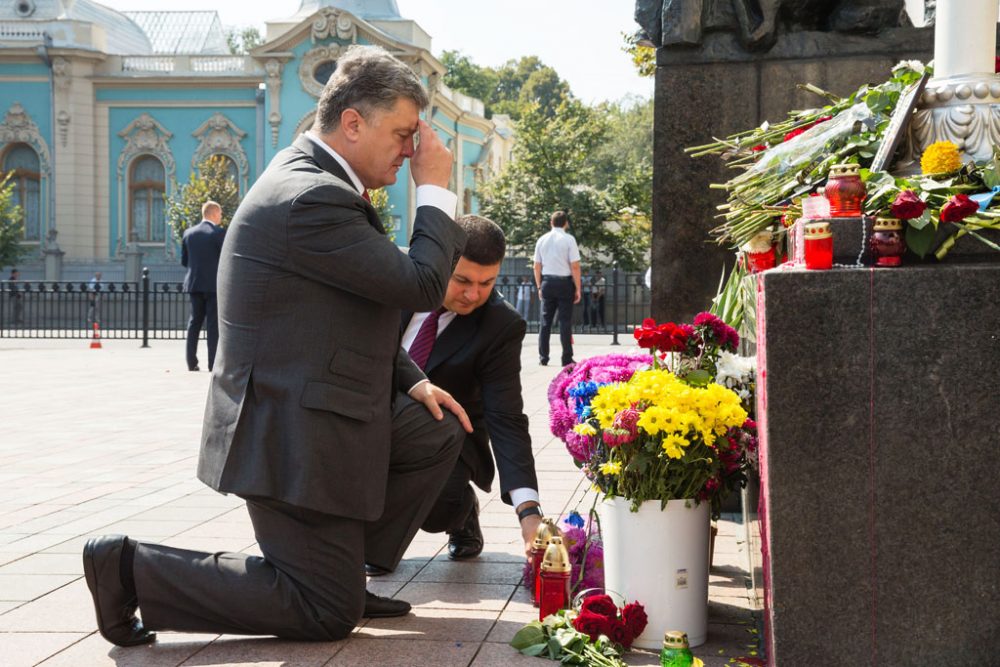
[196,134,466,521]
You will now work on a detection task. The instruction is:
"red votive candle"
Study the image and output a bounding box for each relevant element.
[825,163,866,217]
[804,222,833,270]
[538,537,571,620]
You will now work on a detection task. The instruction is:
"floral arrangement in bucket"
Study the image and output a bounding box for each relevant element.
[548,312,757,516]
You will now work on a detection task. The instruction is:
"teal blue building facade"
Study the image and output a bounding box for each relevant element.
[0,0,515,279]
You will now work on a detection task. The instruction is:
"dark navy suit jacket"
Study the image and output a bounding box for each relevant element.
[181,220,226,293]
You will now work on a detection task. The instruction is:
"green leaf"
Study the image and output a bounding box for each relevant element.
[908,209,933,230]
[548,636,564,659]
[510,623,546,650]
[521,644,547,657]
[906,223,937,258]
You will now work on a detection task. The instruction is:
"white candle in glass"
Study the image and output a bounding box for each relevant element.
[934,0,999,79]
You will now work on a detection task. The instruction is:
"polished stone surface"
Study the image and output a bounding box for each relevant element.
[757,263,1000,664]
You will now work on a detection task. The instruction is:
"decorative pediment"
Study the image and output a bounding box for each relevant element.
[0,103,51,175]
[191,112,249,189]
[311,8,356,43]
[116,113,175,180]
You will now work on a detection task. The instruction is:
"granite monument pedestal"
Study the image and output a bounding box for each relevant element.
[755,262,1000,665]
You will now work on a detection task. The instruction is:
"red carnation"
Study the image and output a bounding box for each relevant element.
[890,190,927,220]
[940,193,979,223]
[751,144,767,152]
[633,318,662,350]
[621,602,648,642]
[579,593,618,619]
[573,610,614,642]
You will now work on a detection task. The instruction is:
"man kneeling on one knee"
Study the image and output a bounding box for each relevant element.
[367,215,542,577]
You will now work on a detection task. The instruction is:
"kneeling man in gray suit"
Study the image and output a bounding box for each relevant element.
[82,45,471,645]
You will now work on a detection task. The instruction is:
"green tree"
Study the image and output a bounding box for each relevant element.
[589,97,654,216]
[623,32,656,78]
[226,26,263,55]
[440,50,497,105]
[165,156,241,241]
[518,67,571,117]
[369,187,395,244]
[0,172,27,271]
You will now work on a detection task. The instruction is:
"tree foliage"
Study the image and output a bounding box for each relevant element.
[440,52,571,120]
[226,26,263,55]
[0,172,27,271]
[165,156,241,241]
[623,32,656,78]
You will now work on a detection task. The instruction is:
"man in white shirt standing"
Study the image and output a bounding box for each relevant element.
[533,210,581,367]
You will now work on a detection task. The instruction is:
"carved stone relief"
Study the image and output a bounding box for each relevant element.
[265,58,283,148]
[0,102,51,175]
[116,113,175,180]
[311,8,356,43]
[191,112,249,191]
[299,44,343,98]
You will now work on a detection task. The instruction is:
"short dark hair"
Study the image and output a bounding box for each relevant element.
[313,45,429,134]
[456,215,506,266]
[551,210,570,228]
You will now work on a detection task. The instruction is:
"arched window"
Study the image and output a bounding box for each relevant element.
[129,155,165,242]
[2,143,41,241]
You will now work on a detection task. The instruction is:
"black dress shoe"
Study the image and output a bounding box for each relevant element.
[82,535,156,647]
[363,590,411,618]
[539,359,548,366]
[448,499,483,560]
[365,563,393,577]
[188,366,199,372]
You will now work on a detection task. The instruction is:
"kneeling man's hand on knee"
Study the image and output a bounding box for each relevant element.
[408,380,473,433]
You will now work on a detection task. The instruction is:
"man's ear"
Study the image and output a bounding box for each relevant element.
[340,108,363,141]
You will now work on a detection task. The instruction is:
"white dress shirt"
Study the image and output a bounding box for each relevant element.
[303,131,457,217]
[402,311,541,510]
[533,227,580,276]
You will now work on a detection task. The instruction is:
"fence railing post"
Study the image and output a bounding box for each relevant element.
[611,262,620,346]
[141,267,150,348]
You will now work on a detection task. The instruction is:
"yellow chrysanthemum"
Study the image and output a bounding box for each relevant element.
[637,405,668,435]
[599,461,622,476]
[921,140,962,175]
[661,433,688,459]
[573,422,597,437]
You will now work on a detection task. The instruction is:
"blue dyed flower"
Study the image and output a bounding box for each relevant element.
[565,510,585,529]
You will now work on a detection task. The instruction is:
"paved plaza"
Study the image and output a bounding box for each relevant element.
[0,334,760,666]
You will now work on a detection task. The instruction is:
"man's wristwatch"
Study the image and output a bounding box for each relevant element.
[517,505,543,521]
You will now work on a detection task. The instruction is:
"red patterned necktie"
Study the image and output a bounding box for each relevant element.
[408,307,446,370]
[362,189,371,203]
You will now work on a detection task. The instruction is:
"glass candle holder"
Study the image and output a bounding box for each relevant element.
[530,518,560,607]
[744,246,776,273]
[871,217,906,267]
[538,537,571,621]
[825,163,866,217]
[804,222,833,270]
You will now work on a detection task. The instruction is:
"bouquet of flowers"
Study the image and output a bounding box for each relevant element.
[572,594,647,650]
[548,313,757,516]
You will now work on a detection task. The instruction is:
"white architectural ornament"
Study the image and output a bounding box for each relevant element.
[0,102,51,174]
[116,113,175,180]
[56,110,70,147]
[191,112,250,191]
[904,0,1000,171]
[265,58,283,148]
[299,44,342,98]
[52,56,71,89]
[311,8,356,43]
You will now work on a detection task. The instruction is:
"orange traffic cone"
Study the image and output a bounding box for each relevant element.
[90,322,103,349]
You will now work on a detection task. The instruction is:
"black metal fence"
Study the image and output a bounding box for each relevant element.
[1,268,650,342]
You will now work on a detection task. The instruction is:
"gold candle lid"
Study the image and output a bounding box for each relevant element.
[532,517,561,550]
[663,630,690,649]
[873,217,903,232]
[541,536,572,573]
[829,163,861,177]
[804,222,832,239]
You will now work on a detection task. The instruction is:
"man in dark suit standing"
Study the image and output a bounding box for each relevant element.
[181,201,226,371]
[82,45,471,646]
[379,216,541,570]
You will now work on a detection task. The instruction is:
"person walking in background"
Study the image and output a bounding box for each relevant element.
[516,275,532,321]
[581,272,592,327]
[86,271,103,330]
[8,268,23,325]
[384,216,541,569]
[181,201,226,372]
[533,210,580,367]
[592,269,606,329]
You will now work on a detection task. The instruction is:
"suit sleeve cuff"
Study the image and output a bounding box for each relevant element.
[510,488,540,510]
[415,185,458,218]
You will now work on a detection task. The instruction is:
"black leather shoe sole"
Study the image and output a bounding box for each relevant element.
[363,591,411,618]
[82,536,156,647]
[365,563,393,577]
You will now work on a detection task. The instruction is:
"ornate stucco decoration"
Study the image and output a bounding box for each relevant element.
[116,113,175,180]
[56,110,70,147]
[311,8,356,43]
[191,112,250,191]
[900,75,1000,170]
[294,109,316,138]
[299,44,343,98]
[52,57,72,90]
[0,102,51,175]
[265,58,283,148]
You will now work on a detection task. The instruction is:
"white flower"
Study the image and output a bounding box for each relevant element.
[715,351,755,389]
[892,60,925,75]
[741,230,773,254]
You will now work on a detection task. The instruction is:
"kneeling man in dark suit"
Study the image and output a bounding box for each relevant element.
[82,45,472,646]
[370,215,541,573]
